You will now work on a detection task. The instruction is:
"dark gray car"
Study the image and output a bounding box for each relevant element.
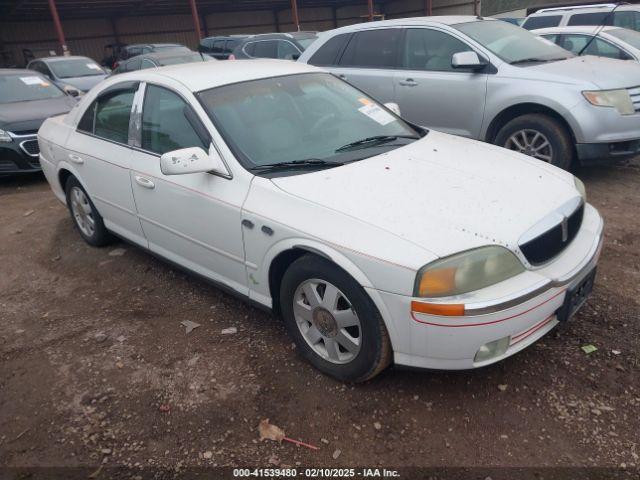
[110,50,213,75]
[27,56,108,96]
[0,69,76,174]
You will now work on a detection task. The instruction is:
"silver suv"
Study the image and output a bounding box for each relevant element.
[298,16,640,169]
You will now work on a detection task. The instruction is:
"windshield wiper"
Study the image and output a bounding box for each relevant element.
[510,57,567,65]
[251,158,343,172]
[335,135,419,153]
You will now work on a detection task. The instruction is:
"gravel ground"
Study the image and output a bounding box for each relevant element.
[0,164,638,479]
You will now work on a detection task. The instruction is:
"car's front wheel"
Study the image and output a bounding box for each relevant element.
[280,254,392,382]
[65,176,113,247]
[494,113,573,170]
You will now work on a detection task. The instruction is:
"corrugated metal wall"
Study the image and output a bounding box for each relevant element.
[0,0,478,66]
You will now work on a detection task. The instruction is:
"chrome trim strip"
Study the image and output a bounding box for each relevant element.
[8,132,38,139]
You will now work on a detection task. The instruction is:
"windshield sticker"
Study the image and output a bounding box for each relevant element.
[20,76,45,86]
[358,97,373,106]
[87,63,102,70]
[358,103,395,126]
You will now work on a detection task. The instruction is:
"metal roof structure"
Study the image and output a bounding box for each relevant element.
[1,0,382,20]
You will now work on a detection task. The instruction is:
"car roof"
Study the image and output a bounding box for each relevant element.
[529,4,640,15]
[0,68,45,75]
[533,25,621,34]
[35,55,95,63]
[202,34,250,39]
[241,31,317,41]
[112,59,320,92]
[323,15,487,34]
[137,50,200,61]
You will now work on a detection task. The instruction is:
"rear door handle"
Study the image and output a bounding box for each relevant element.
[134,175,155,189]
[68,153,84,164]
[399,78,418,87]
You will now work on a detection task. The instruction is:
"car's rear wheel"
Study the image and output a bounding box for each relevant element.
[65,176,113,247]
[494,113,573,170]
[280,254,392,382]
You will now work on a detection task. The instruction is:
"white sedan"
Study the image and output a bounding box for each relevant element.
[38,60,603,381]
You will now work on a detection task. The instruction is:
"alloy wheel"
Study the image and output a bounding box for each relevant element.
[293,279,362,364]
[70,186,96,238]
[505,129,554,162]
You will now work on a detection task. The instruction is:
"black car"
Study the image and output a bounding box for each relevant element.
[111,50,213,74]
[110,43,189,69]
[199,35,250,60]
[229,32,318,60]
[0,69,76,175]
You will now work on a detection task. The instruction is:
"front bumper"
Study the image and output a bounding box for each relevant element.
[375,203,604,370]
[575,139,640,165]
[0,133,41,174]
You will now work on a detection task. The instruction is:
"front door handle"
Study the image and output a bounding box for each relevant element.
[399,78,418,87]
[134,175,155,189]
[338,74,347,80]
[68,153,84,164]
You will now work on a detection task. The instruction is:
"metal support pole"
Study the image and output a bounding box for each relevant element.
[290,0,300,31]
[474,0,479,16]
[367,0,374,21]
[189,0,203,40]
[47,0,69,55]
[424,0,432,16]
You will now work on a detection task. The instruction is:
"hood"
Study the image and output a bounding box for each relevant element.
[522,55,640,90]
[0,96,76,133]
[271,131,579,258]
[58,75,108,92]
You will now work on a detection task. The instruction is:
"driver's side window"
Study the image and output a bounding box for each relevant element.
[402,28,473,72]
[141,84,209,155]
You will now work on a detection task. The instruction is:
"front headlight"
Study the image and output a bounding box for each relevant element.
[574,176,587,202]
[583,89,635,115]
[415,246,525,298]
[0,129,12,143]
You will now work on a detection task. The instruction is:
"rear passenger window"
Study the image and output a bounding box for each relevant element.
[141,85,208,155]
[339,29,402,68]
[567,12,609,26]
[613,11,640,31]
[308,33,351,66]
[251,40,279,58]
[94,90,135,144]
[522,15,562,30]
[77,102,96,133]
[277,41,301,60]
[402,29,473,72]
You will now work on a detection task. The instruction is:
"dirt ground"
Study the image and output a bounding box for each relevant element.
[0,163,639,479]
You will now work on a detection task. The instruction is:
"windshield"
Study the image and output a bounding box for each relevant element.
[49,58,105,78]
[198,73,420,172]
[455,20,573,63]
[608,27,640,50]
[160,53,208,65]
[0,74,65,103]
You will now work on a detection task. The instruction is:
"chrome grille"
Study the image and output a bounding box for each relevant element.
[628,86,640,113]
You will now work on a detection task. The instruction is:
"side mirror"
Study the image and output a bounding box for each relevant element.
[451,51,486,70]
[160,144,228,176]
[384,102,401,116]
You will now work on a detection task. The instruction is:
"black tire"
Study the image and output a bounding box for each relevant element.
[494,113,574,170]
[280,254,392,382]
[64,176,113,247]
